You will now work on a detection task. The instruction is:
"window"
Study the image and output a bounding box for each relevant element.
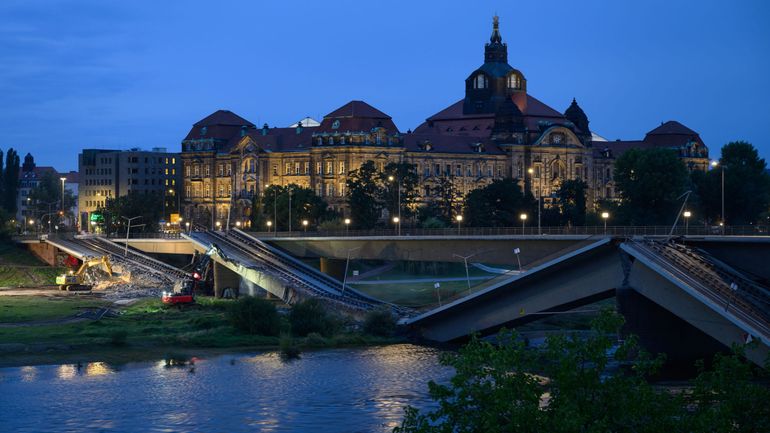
[304,162,309,174]
[328,183,334,197]
[434,164,440,176]
[226,164,231,176]
[317,137,323,146]
[294,162,300,175]
[467,165,472,177]
[339,161,345,174]
[272,165,278,176]
[328,137,334,145]
[340,136,345,145]
[339,182,345,196]
[325,161,333,175]
[218,164,223,176]
[456,165,462,176]
[172,158,175,165]
[316,162,322,175]
[507,74,520,89]
[204,165,210,176]
[473,74,487,89]
[285,163,291,175]
[218,185,224,197]
[552,133,563,144]
[424,165,430,177]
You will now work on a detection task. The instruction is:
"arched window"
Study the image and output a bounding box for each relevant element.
[507,74,520,89]
[473,74,487,89]
[317,137,323,146]
[328,137,334,145]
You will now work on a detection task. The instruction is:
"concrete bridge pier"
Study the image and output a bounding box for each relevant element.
[319,257,346,280]
[617,286,728,377]
[213,261,242,298]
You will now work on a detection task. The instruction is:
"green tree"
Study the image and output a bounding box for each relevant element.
[98,192,164,235]
[381,162,419,221]
[263,184,330,231]
[555,179,587,226]
[2,148,19,215]
[432,176,462,223]
[28,171,76,225]
[693,141,770,225]
[614,148,689,225]
[347,161,383,229]
[464,178,535,227]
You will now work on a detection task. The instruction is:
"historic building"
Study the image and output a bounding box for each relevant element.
[180,16,709,228]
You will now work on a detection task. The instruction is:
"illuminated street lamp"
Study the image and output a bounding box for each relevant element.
[60,177,67,229]
[235,221,241,228]
[344,218,351,236]
[519,213,527,232]
[711,160,725,234]
[185,221,190,233]
[388,175,401,235]
[266,220,273,233]
[392,216,400,236]
[455,214,463,234]
[683,210,692,235]
[215,221,221,229]
[601,211,610,234]
[528,167,541,234]
[302,219,309,232]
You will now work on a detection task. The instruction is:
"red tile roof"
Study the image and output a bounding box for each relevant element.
[646,120,698,136]
[193,110,255,127]
[317,100,399,133]
[324,100,391,119]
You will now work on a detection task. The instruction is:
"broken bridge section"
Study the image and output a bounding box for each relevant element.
[184,229,386,311]
[620,240,770,366]
[405,238,621,342]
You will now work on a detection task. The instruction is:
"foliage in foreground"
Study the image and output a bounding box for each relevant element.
[226,297,281,336]
[289,298,337,337]
[363,308,397,337]
[394,310,770,433]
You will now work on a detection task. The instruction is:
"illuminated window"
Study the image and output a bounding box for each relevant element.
[473,74,487,89]
[507,74,520,89]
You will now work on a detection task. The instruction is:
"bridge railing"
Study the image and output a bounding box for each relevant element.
[13,225,769,242]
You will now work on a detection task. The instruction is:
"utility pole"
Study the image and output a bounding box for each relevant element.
[122,216,143,257]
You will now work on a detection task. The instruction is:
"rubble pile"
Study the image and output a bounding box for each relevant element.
[93,261,175,300]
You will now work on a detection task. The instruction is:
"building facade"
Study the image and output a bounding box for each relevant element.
[78,148,181,230]
[180,17,709,228]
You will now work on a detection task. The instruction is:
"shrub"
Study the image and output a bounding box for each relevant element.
[318,218,345,231]
[304,332,328,347]
[363,308,397,337]
[109,330,128,346]
[289,299,335,337]
[279,334,301,360]
[421,217,446,229]
[226,297,280,336]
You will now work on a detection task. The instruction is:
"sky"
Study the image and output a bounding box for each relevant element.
[1,0,769,172]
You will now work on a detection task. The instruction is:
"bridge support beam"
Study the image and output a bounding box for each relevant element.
[26,242,62,266]
[213,261,241,298]
[626,260,769,367]
[320,257,346,280]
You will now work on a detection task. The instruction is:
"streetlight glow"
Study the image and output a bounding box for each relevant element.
[601,211,610,234]
[344,218,351,225]
[235,221,241,227]
[455,215,463,222]
[601,212,610,219]
[266,220,273,227]
[683,211,691,218]
[392,217,399,223]
[520,213,527,221]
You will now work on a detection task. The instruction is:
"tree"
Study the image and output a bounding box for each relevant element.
[394,310,770,432]
[1,148,19,215]
[614,148,689,225]
[432,176,462,223]
[261,184,330,231]
[555,179,587,226]
[693,141,770,225]
[98,192,164,235]
[28,171,76,226]
[347,161,383,229]
[381,162,419,221]
[464,178,535,227]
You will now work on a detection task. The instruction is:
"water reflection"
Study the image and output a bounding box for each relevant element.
[0,345,450,433]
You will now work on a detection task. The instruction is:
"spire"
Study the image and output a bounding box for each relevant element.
[490,15,502,44]
[484,16,507,63]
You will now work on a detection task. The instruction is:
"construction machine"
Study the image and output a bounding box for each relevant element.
[162,278,195,306]
[55,256,113,291]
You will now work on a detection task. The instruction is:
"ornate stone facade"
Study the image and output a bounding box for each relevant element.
[180,17,709,228]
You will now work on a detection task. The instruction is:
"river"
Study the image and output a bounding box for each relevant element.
[0,345,450,433]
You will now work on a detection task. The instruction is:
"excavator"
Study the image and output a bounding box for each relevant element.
[55,256,113,291]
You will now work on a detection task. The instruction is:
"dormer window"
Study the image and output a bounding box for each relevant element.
[328,137,334,145]
[332,120,340,129]
[473,74,487,89]
[507,74,520,89]
[317,137,323,146]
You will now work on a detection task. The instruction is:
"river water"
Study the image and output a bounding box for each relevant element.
[0,345,450,433]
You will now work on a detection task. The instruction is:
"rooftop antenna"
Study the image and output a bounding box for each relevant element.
[668,190,692,238]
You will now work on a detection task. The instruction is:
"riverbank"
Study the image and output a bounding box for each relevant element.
[0,295,403,368]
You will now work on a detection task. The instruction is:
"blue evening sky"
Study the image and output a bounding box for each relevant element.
[1,0,769,172]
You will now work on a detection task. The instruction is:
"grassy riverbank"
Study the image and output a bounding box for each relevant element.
[0,296,402,368]
[0,244,64,287]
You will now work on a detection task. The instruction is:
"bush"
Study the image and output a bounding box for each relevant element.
[289,299,335,337]
[279,334,301,360]
[304,332,328,347]
[318,218,345,231]
[109,330,128,346]
[226,297,280,336]
[420,217,447,229]
[363,308,397,337]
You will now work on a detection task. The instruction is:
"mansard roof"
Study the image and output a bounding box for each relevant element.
[403,133,505,155]
[317,100,399,133]
[184,110,255,142]
[193,110,254,128]
[645,120,698,137]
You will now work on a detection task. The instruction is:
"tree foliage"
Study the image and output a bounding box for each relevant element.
[614,148,689,225]
[555,178,588,226]
[97,192,163,235]
[0,148,20,216]
[464,178,535,227]
[258,183,332,231]
[380,162,420,220]
[395,310,770,432]
[347,161,384,229]
[692,141,770,225]
[227,296,281,336]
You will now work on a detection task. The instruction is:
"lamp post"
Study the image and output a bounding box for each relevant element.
[121,216,143,257]
[711,160,725,235]
[60,177,66,229]
[683,211,691,235]
[601,211,610,234]
[302,219,308,232]
[519,213,527,233]
[215,220,221,230]
[388,175,401,235]
[341,246,361,298]
[453,251,481,296]
[455,215,463,234]
[528,167,541,235]
[266,220,273,233]
[288,187,293,232]
[344,218,351,236]
[185,221,190,233]
[392,216,400,236]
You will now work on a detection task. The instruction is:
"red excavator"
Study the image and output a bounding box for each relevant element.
[161,277,195,306]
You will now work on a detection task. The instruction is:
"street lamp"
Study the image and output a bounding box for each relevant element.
[235,221,241,228]
[341,246,361,298]
[528,167,541,235]
[711,160,725,234]
[519,213,527,232]
[683,210,692,235]
[344,218,351,236]
[60,177,66,229]
[392,216,400,236]
[266,220,273,232]
[453,251,481,296]
[601,211,610,234]
[185,221,190,233]
[302,219,309,232]
[215,220,221,229]
[388,174,401,235]
[455,215,463,234]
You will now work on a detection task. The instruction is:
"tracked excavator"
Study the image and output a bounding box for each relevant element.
[55,256,113,291]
